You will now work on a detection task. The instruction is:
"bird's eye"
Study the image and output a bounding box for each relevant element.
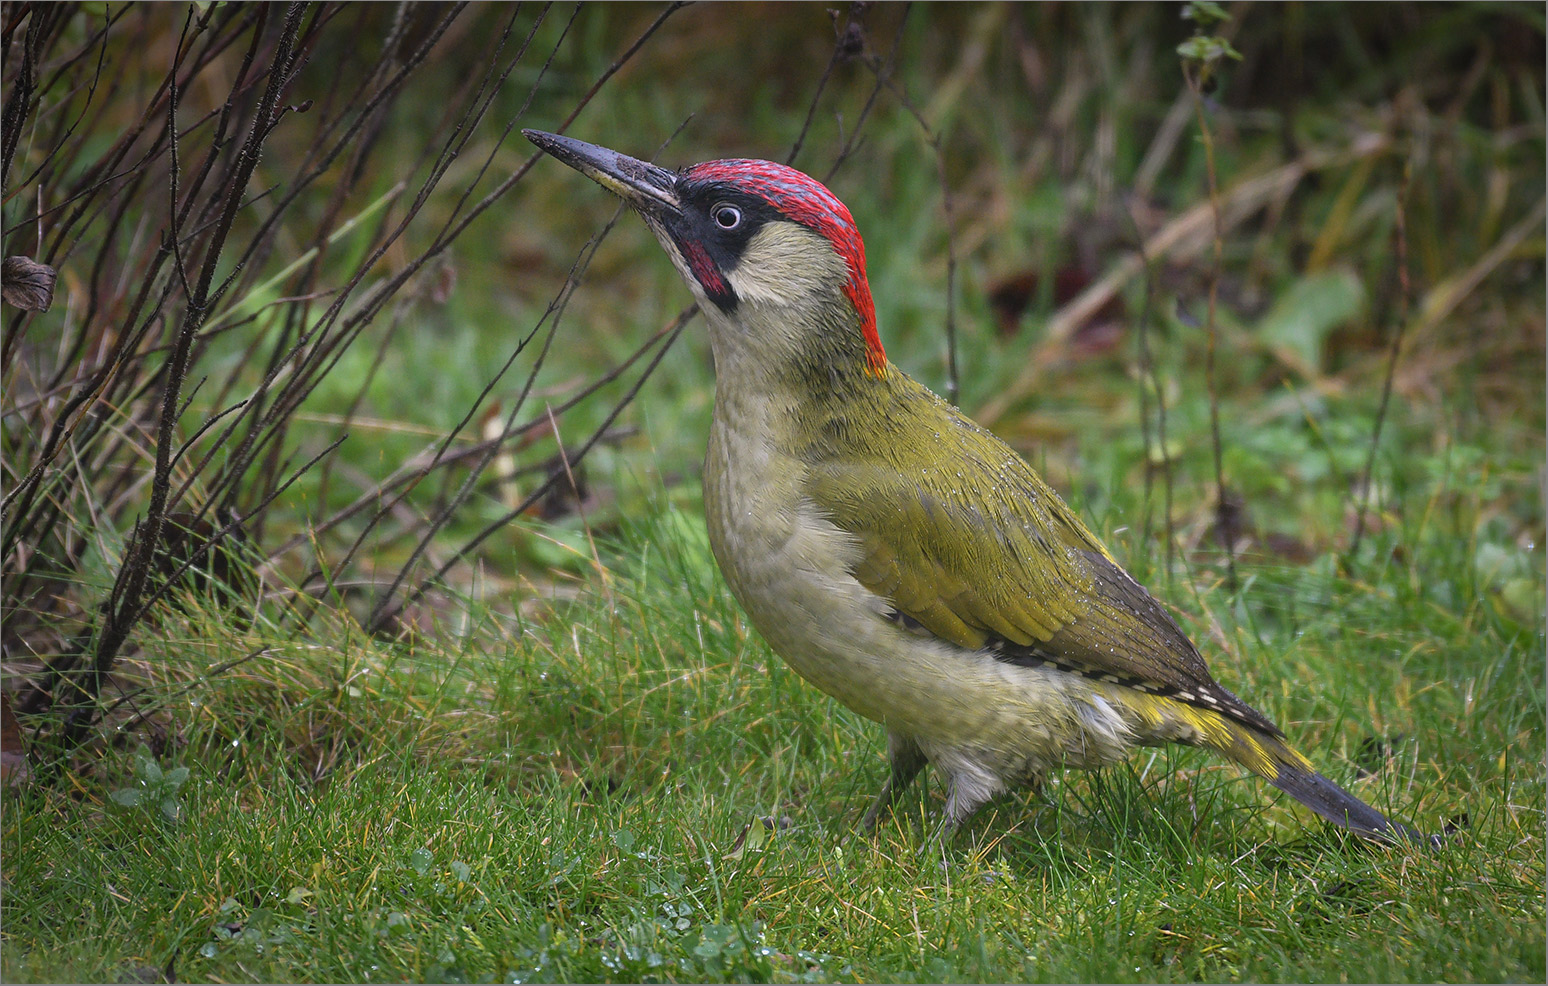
[712,204,742,230]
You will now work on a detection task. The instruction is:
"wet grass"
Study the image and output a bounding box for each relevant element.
[2,461,1543,981]
[3,3,1543,982]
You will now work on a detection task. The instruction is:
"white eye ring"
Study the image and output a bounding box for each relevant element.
[712,204,741,229]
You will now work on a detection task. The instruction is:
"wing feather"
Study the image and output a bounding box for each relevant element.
[803,376,1277,735]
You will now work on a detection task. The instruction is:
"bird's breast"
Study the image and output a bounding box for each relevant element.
[702,400,1103,749]
[702,397,934,720]
[699,390,1159,779]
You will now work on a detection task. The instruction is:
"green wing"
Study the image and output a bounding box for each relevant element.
[803,376,1276,735]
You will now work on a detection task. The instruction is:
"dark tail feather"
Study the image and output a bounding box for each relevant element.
[1271,766,1437,847]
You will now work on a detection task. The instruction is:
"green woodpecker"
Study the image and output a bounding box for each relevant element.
[524,128,1427,844]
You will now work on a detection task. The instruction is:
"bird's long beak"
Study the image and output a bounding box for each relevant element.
[523,129,681,217]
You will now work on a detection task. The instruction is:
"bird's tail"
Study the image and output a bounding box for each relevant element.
[1266,760,1433,844]
[1192,709,1432,845]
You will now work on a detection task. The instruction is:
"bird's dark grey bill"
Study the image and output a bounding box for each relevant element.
[523,129,680,215]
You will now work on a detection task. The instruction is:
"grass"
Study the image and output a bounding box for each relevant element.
[3,450,1544,982]
[3,3,1544,983]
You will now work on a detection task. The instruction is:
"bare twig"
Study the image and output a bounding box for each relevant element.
[546,401,611,600]
[51,5,308,753]
[1125,199,1174,576]
[1182,59,1237,589]
[863,41,961,404]
[4,4,686,760]
[1348,163,1412,561]
[372,309,696,634]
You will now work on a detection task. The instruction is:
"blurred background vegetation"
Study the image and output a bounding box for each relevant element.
[1,2,1543,981]
[6,2,1542,654]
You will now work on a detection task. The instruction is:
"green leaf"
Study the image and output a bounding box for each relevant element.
[1496,578,1541,625]
[164,766,190,790]
[1254,269,1367,377]
[1147,438,1183,467]
[409,847,433,875]
[1177,36,1242,64]
[137,757,162,785]
[1182,0,1230,25]
[159,797,182,825]
[110,788,143,808]
[724,816,770,860]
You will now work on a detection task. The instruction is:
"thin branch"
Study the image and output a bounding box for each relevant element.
[1348,161,1411,561]
[1183,61,1237,590]
[372,309,696,634]
[1125,198,1174,576]
[53,4,305,752]
[864,39,961,404]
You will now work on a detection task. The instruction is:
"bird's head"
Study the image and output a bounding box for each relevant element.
[524,130,886,379]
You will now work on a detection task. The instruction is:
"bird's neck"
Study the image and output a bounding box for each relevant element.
[702,297,930,479]
[704,294,885,410]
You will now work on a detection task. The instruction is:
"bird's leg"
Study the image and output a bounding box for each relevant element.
[904,773,997,870]
[938,771,998,842]
[860,732,927,831]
